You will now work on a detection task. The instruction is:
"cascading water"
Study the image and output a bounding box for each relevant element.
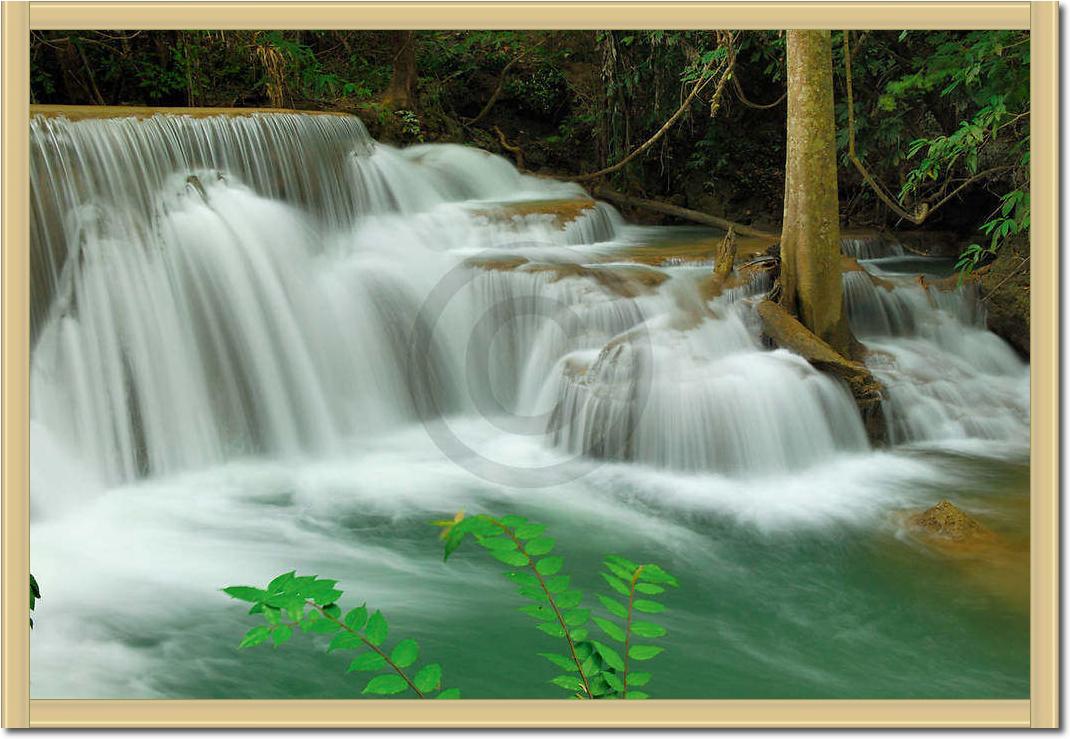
[30,111,1030,700]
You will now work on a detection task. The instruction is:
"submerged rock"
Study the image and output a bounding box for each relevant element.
[908,500,997,545]
[756,300,886,444]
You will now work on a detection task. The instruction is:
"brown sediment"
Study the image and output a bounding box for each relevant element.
[471,198,597,228]
[30,104,354,121]
[465,256,668,299]
[621,234,770,268]
[901,500,1027,607]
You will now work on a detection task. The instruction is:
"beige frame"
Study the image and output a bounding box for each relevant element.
[2,1,1058,728]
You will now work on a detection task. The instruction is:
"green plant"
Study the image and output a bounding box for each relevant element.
[435,511,678,699]
[222,572,459,698]
[955,188,1030,283]
[225,512,678,699]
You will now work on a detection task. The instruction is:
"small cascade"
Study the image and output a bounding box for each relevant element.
[843,270,1029,447]
[841,235,905,260]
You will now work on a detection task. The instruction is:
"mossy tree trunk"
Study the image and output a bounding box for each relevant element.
[382,31,417,109]
[779,30,853,356]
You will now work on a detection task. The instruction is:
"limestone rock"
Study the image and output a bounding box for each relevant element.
[908,500,996,544]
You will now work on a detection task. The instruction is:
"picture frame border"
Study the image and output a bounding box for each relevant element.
[2,1,1058,728]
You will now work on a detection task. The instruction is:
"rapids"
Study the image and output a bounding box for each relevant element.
[29,112,1029,698]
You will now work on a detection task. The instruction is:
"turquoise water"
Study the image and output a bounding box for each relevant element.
[31,440,1028,699]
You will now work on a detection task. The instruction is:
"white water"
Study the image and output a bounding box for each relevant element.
[29,113,1030,698]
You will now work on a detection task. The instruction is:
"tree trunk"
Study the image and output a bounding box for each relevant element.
[382,31,417,109]
[779,30,853,356]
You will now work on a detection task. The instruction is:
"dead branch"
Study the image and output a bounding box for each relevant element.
[592,186,775,240]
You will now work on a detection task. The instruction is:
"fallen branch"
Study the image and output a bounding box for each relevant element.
[591,186,775,240]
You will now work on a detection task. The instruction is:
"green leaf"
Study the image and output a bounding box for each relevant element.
[520,604,556,622]
[347,652,386,672]
[414,663,443,693]
[539,653,578,672]
[328,632,365,652]
[238,626,271,649]
[344,606,368,630]
[500,515,527,527]
[593,617,625,642]
[631,620,666,638]
[262,606,280,625]
[503,571,538,588]
[391,638,420,668]
[306,615,341,634]
[556,590,582,609]
[632,599,665,614]
[629,671,652,687]
[605,555,639,572]
[601,573,630,596]
[543,575,570,594]
[597,594,628,618]
[436,688,461,699]
[517,586,548,602]
[536,622,566,638]
[478,536,518,552]
[535,556,563,576]
[550,675,584,693]
[603,560,633,580]
[514,523,545,539]
[365,611,388,646]
[491,550,530,567]
[626,690,650,699]
[267,571,296,593]
[271,624,292,645]
[569,627,588,642]
[323,604,342,619]
[603,671,624,692]
[637,564,678,587]
[443,527,466,561]
[628,645,664,661]
[223,586,268,603]
[563,608,589,627]
[362,674,409,696]
[593,641,624,671]
[525,537,555,556]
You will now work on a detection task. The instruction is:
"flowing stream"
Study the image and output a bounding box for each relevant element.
[30,112,1029,698]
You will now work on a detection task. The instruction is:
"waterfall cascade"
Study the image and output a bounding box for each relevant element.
[30,111,1029,494]
[29,109,1032,702]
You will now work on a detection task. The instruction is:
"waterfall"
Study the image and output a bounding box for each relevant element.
[841,235,905,260]
[842,270,1029,447]
[30,111,1028,497]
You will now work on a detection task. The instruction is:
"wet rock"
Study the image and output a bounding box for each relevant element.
[908,500,996,544]
[465,256,668,299]
[978,241,1030,358]
[471,198,597,229]
[756,299,886,444]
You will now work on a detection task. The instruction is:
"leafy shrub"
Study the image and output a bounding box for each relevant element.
[225,512,677,699]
